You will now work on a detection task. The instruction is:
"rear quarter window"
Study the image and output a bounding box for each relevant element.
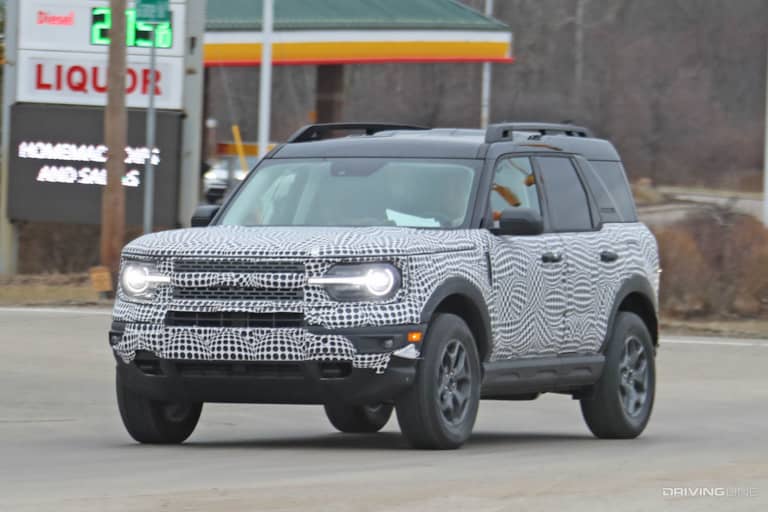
[580,159,637,222]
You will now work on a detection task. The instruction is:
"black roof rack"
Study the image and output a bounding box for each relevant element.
[485,123,594,143]
[287,123,429,143]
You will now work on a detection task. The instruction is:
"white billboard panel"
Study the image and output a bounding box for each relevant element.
[17,50,184,109]
[18,0,186,57]
[15,0,187,109]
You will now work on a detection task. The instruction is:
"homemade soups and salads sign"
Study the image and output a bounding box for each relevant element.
[8,104,182,226]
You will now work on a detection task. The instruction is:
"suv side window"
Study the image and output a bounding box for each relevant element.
[582,160,638,222]
[490,156,540,226]
[537,156,593,232]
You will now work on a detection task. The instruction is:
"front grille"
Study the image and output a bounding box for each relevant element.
[175,362,304,379]
[173,287,303,302]
[171,258,306,303]
[174,259,305,274]
[165,311,305,328]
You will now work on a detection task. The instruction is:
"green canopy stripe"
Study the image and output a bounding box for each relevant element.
[206,0,509,32]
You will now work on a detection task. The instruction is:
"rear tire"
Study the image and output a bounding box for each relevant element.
[324,403,393,433]
[396,313,481,449]
[581,312,656,439]
[116,372,202,444]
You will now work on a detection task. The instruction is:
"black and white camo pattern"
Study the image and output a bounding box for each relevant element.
[112,223,658,372]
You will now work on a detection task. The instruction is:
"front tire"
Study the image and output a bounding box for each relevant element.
[324,403,393,433]
[580,312,656,439]
[116,372,202,444]
[396,313,481,449]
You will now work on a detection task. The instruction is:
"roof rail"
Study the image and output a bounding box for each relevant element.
[485,123,593,143]
[287,123,429,143]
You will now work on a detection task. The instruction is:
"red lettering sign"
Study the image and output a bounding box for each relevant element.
[141,69,162,95]
[33,62,165,96]
[36,10,75,26]
[91,67,107,93]
[126,68,138,94]
[35,64,52,90]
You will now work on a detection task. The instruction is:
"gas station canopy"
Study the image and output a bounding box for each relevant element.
[204,0,514,66]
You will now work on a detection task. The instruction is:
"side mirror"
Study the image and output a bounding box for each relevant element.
[498,208,543,236]
[191,204,220,227]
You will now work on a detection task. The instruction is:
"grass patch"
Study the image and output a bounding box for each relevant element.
[0,274,105,306]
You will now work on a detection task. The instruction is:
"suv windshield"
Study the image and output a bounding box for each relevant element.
[218,158,480,228]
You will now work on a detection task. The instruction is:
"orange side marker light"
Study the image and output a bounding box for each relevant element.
[407,331,423,343]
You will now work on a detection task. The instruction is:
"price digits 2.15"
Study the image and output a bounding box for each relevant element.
[91,8,173,49]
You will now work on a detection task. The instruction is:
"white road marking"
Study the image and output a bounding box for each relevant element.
[0,307,112,316]
[662,337,768,347]
[0,308,765,347]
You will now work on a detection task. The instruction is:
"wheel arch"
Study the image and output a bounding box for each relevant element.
[420,278,493,363]
[602,275,659,352]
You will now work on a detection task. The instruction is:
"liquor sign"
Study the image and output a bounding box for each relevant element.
[17,51,184,109]
[8,104,183,226]
[16,0,186,108]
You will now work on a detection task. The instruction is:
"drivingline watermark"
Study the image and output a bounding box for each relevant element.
[662,487,759,498]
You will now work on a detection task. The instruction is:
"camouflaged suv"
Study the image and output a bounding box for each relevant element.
[110,122,660,449]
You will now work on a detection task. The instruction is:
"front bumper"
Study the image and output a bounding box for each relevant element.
[110,322,423,404]
[115,352,417,405]
[111,322,424,370]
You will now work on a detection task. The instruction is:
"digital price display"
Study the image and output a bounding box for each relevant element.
[91,8,173,49]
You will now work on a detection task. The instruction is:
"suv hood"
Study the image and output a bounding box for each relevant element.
[122,225,476,259]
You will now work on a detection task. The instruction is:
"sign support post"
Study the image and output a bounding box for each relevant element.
[143,27,158,234]
[0,0,19,274]
[137,0,170,234]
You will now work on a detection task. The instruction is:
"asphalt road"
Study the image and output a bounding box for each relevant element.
[1,308,766,512]
[637,189,763,227]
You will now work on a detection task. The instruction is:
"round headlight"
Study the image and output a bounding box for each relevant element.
[121,264,149,295]
[365,267,396,296]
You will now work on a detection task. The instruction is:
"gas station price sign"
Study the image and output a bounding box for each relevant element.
[91,8,173,49]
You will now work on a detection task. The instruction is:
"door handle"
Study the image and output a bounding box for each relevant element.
[541,252,563,264]
[600,250,619,263]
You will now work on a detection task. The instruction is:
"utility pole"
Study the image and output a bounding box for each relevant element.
[573,0,586,112]
[764,45,768,226]
[480,0,494,128]
[257,0,274,159]
[178,0,206,227]
[101,0,127,276]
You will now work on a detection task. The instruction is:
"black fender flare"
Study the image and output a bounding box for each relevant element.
[419,277,493,361]
[601,274,659,352]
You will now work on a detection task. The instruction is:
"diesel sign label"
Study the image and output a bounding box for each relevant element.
[8,104,182,226]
